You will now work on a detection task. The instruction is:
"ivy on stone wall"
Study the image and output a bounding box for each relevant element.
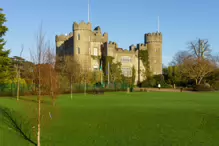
[131,66,136,86]
[139,50,151,77]
[91,55,101,61]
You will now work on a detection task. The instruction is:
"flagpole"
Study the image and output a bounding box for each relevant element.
[88,0,90,22]
[158,16,160,33]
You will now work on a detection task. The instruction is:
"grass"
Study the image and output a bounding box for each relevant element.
[1,92,219,146]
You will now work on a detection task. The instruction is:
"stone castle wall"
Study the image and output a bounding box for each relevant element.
[55,22,163,84]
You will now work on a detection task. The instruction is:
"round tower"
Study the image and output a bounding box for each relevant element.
[73,22,92,55]
[73,22,92,69]
[145,32,162,75]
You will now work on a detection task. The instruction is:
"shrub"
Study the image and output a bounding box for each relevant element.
[160,84,173,88]
[194,84,213,91]
[141,78,156,87]
[212,81,219,91]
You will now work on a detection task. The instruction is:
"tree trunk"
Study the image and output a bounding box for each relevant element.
[37,65,41,146]
[37,95,41,146]
[198,77,203,85]
[16,66,20,101]
[195,79,198,85]
[71,75,72,99]
[84,78,86,96]
[49,66,55,106]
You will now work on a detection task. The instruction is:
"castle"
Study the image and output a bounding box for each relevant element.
[55,21,162,84]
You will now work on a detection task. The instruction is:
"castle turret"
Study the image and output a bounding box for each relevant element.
[73,22,92,56]
[144,32,162,75]
[72,22,92,69]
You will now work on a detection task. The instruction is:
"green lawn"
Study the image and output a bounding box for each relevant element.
[1,92,219,146]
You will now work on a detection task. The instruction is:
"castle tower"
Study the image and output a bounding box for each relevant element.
[144,32,162,75]
[55,35,69,56]
[73,22,92,69]
[73,22,92,55]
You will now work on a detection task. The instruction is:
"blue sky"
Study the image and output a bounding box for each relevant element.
[2,0,219,65]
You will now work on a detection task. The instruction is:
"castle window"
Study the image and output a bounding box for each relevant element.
[122,68,132,77]
[155,48,158,52]
[77,34,80,40]
[78,47,80,54]
[93,65,98,71]
[121,56,131,63]
[94,48,98,56]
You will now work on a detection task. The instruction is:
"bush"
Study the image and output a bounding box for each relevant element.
[212,81,219,91]
[141,78,156,87]
[160,83,173,88]
[194,84,213,91]
[140,75,172,88]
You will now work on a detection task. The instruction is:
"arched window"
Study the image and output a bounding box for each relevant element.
[78,47,80,54]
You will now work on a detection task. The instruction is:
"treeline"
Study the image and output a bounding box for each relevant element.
[138,39,219,91]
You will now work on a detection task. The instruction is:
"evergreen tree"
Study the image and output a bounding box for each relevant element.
[0,8,11,84]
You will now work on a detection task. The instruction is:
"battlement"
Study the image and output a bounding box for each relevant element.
[115,48,134,54]
[145,32,162,36]
[108,41,117,45]
[137,43,147,47]
[73,21,92,31]
[94,26,102,33]
[56,33,73,42]
[136,43,147,50]
[103,32,108,37]
[145,32,162,43]
[129,45,136,51]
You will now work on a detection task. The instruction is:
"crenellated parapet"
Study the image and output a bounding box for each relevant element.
[145,32,162,43]
[108,41,118,48]
[137,43,147,50]
[73,21,92,31]
[129,45,136,51]
[55,33,73,42]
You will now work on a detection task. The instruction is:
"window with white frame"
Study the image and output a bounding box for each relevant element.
[122,68,132,77]
[121,56,131,63]
[93,48,98,56]
[93,65,98,71]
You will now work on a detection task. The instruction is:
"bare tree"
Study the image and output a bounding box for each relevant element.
[179,57,216,85]
[170,51,191,66]
[30,24,46,146]
[44,45,59,105]
[16,45,24,101]
[80,58,89,95]
[62,56,80,99]
[188,39,211,59]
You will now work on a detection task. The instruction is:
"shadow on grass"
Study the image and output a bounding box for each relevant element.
[19,96,51,105]
[0,106,37,146]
